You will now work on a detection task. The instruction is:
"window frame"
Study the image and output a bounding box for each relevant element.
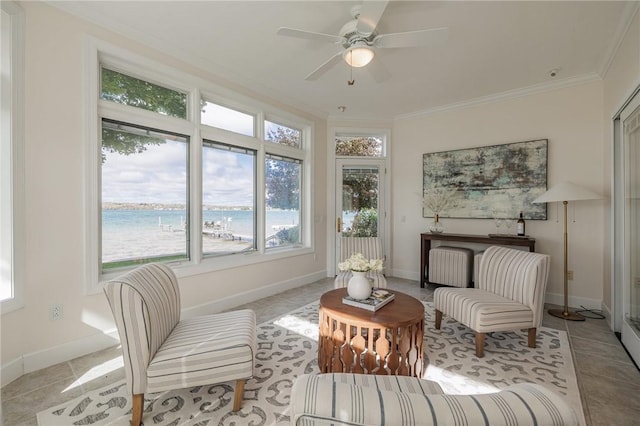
[85,39,314,293]
[100,118,192,272]
[1,1,25,314]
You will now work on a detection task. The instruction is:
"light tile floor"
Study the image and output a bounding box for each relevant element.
[3,276,640,425]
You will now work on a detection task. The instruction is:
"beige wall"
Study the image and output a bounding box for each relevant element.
[602,8,640,314]
[391,81,606,308]
[1,2,327,374]
[3,0,638,382]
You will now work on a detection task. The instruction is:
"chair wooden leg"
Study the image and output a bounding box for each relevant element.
[475,332,485,357]
[435,310,442,329]
[131,393,144,426]
[233,379,245,411]
[528,327,537,348]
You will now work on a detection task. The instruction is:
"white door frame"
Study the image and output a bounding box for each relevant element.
[614,86,640,365]
[326,126,391,277]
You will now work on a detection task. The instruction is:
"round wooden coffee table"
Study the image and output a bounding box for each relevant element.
[318,288,424,377]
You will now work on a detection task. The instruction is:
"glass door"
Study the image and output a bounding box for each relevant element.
[620,91,640,365]
[335,159,385,265]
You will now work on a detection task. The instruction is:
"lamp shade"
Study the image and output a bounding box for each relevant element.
[533,181,601,203]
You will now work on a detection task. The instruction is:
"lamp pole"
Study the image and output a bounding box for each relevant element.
[548,200,585,321]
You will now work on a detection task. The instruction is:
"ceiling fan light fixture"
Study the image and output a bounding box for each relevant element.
[343,44,375,68]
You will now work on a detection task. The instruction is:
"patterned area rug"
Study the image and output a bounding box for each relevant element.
[37,301,584,425]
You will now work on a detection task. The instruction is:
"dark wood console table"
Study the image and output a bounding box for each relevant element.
[420,233,536,288]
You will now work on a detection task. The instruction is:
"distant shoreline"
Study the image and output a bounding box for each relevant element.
[102,202,252,211]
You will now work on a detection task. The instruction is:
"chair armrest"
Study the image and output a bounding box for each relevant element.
[290,374,579,426]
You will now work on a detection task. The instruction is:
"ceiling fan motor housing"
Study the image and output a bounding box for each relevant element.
[340,6,376,49]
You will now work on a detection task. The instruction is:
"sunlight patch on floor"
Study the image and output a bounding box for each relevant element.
[423,364,499,395]
[63,356,124,392]
[273,314,319,341]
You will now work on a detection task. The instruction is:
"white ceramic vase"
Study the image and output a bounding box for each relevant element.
[347,271,372,300]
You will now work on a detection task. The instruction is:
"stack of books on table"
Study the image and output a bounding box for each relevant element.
[342,289,395,311]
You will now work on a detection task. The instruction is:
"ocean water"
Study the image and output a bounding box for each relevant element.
[103,209,298,235]
[102,209,299,263]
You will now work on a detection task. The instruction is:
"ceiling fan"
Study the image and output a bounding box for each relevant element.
[277,0,448,81]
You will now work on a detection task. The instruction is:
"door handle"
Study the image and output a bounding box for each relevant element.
[337,217,342,233]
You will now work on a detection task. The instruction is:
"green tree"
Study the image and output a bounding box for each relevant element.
[265,127,300,210]
[101,69,188,161]
[101,68,186,118]
[101,127,165,162]
[335,136,382,157]
[347,207,377,237]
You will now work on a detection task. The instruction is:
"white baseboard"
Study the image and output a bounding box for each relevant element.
[601,303,614,329]
[182,270,327,318]
[22,330,121,376]
[1,356,23,387]
[544,291,602,311]
[390,268,604,311]
[390,268,418,281]
[1,270,327,387]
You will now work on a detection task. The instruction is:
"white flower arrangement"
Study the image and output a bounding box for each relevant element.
[338,253,383,272]
[422,187,457,216]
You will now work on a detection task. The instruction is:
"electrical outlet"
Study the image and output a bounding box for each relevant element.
[567,270,574,281]
[49,304,63,321]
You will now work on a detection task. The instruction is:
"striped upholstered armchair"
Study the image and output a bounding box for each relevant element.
[334,236,387,288]
[434,245,551,357]
[104,263,256,426]
[290,373,579,425]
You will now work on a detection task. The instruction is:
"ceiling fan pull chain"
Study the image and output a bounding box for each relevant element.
[348,51,355,86]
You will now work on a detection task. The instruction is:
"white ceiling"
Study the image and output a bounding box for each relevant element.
[51,1,634,120]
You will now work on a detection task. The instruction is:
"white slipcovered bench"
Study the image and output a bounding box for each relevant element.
[428,246,473,288]
[290,373,579,426]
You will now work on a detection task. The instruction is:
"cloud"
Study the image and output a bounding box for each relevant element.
[102,139,255,206]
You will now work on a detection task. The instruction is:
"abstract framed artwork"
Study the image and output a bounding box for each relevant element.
[422,139,548,219]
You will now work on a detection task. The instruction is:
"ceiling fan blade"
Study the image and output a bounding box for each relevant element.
[277,27,345,44]
[356,0,389,36]
[305,51,344,81]
[367,58,391,83]
[373,27,448,49]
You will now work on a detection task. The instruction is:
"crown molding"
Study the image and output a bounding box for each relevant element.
[394,73,602,121]
[599,1,640,79]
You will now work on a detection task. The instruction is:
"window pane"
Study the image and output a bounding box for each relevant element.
[1,7,14,301]
[341,167,379,237]
[202,141,256,256]
[265,154,301,248]
[101,68,187,119]
[101,120,189,271]
[265,120,301,148]
[201,101,255,137]
[335,135,383,157]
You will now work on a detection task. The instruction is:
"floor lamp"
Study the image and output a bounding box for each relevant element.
[533,181,601,321]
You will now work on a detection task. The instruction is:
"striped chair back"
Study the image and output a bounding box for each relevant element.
[103,263,181,394]
[340,237,383,262]
[477,246,551,327]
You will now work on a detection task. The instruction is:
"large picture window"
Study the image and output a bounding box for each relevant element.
[92,52,312,283]
[202,141,256,256]
[101,120,189,271]
[265,154,301,248]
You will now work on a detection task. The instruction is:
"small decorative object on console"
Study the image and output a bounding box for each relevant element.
[423,188,456,234]
[517,211,526,236]
[342,288,395,311]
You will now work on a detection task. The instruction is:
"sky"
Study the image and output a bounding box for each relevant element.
[102,139,255,206]
[101,107,293,207]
